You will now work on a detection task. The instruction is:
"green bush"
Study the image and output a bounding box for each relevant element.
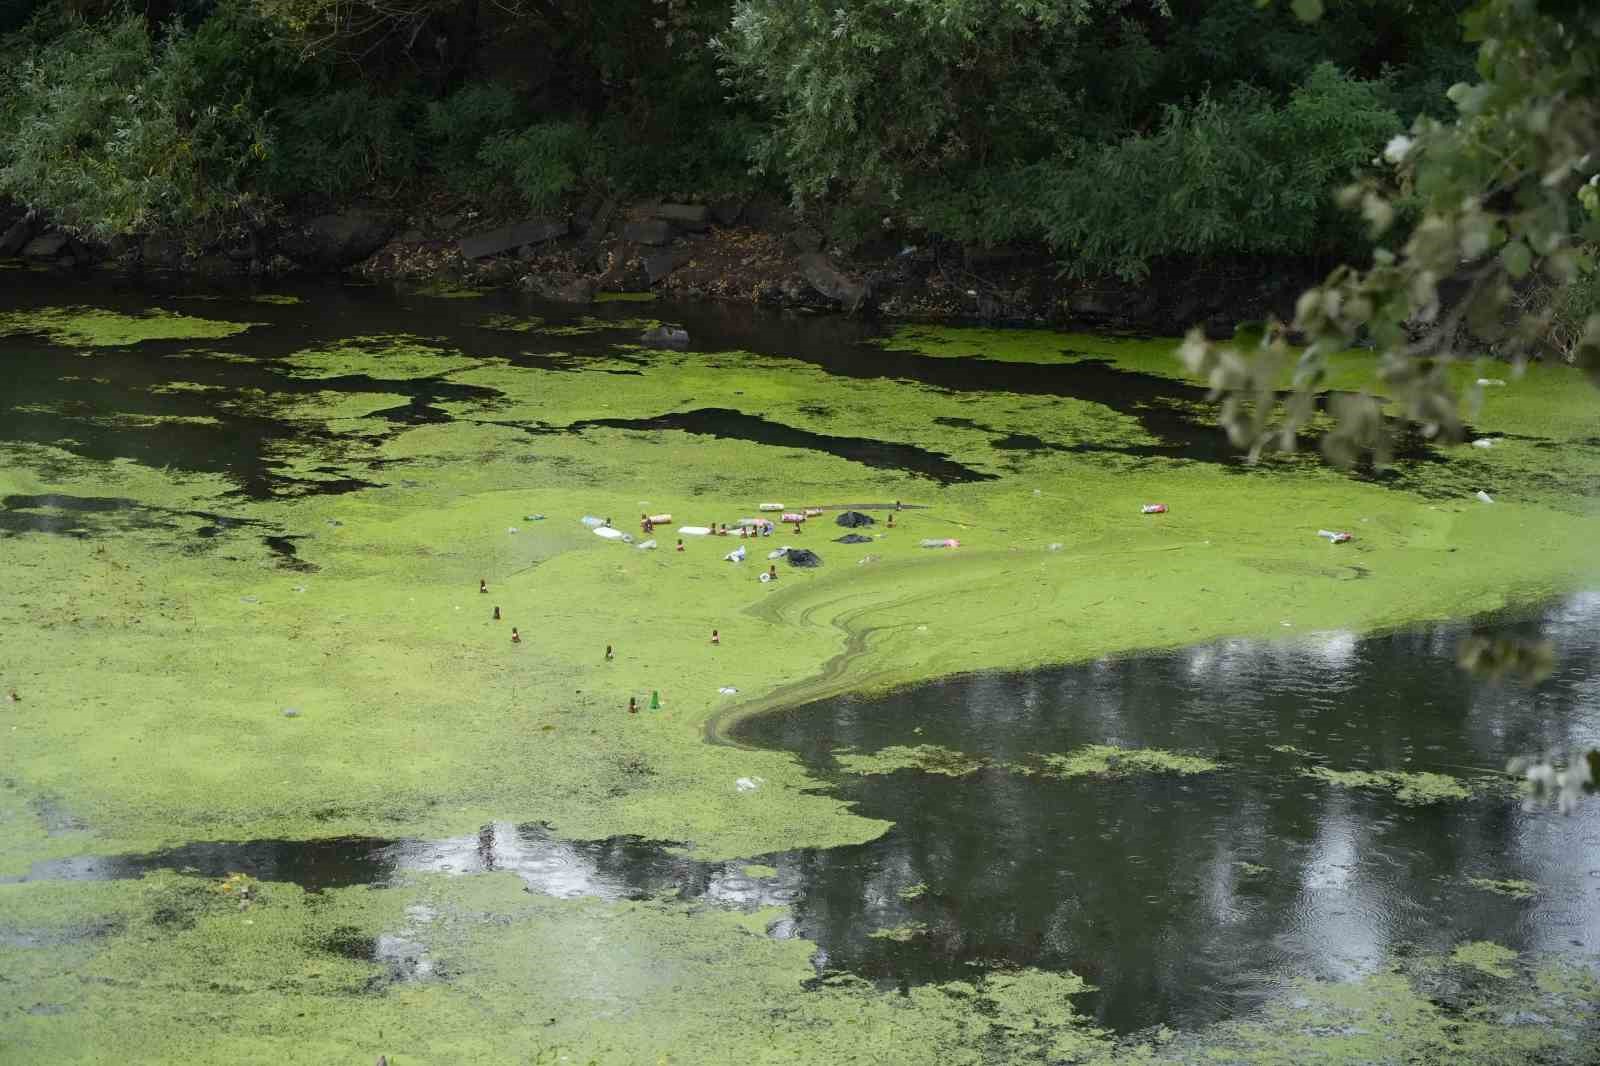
[265,87,421,201]
[422,83,525,195]
[1038,64,1400,280]
[477,121,591,213]
[0,13,254,238]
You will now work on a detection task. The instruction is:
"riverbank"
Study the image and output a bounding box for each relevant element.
[0,193,1321,334]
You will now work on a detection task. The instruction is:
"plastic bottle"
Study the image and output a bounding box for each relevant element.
[636,539,657,550]
[725,546,746,562]
[580,515,604,528]
[1316,529,1352,543]
[920,538,959,548]
[1475,490,1494,504]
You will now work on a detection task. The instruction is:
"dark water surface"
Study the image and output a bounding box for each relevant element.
[4,275,1598,1033]
[0,271,1475,506]
[734,595,1600,1029]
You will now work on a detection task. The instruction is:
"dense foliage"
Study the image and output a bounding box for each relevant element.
[2,0,1474,272]
[1182,0,1600,464]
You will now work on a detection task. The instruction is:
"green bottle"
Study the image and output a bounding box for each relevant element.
[650,690,661,710]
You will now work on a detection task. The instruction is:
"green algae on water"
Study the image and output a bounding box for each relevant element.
[540,315,662,337]
[1452,940,1520,978]
[280,334,485,380]
[741,864,778,879]
[1303,766,1475,804]
[0,306,256,347]
[410,283,488,299]
[1030,745,1221,779]
[898,882,929,900]
[595,291,660,303]
[476,312,545,332]
[1467,877,1540,900]
[834,744,990,777]
[10,870,1592,1066]
[868,921,929,942]
[250,294,302,306]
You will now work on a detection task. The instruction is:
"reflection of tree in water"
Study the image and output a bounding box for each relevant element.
[738,595,1600,1031]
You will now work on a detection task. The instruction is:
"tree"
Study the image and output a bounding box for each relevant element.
[714,0,1122,209]
[1178,0,1600,465]
[1177,0,1600,808]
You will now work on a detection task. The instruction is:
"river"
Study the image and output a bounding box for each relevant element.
[2,270,1597,1061]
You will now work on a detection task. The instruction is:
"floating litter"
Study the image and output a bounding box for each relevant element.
[759,572,772,583]
[920,538,959,548]
[1141,503,1168,514]
[580,515,605,528]
[1475,490,1494,504]
[292,586,307,593]
[507,527,519,533]
[240,595,259,604]
[1477,377,1506,386]
[281,708,301,718]
[1048,543,1063,551]
[678,526,712,536]
[636,539,657,550]
[524,514,546,521]
[768,547,789,560]
[1470,439,1495,450]
[593,526,626,540]
[1316,529,1352,543]
[758,503,784,511]
[735,777,762,792]
[718,686,738,695]
[725,546,746,563]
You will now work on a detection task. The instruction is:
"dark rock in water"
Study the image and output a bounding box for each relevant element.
[797,253,869,311]
[459,218,568,259]
[640,325,689,349]
[835,510,875,528]
[22,232,69,259]
[786,548,822,568]
[278,209,395,270]
[622,219,673,246]
[644,250,688,285]
[653,203,710,230]
[835,534,873,544]
[0,212,37,258]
